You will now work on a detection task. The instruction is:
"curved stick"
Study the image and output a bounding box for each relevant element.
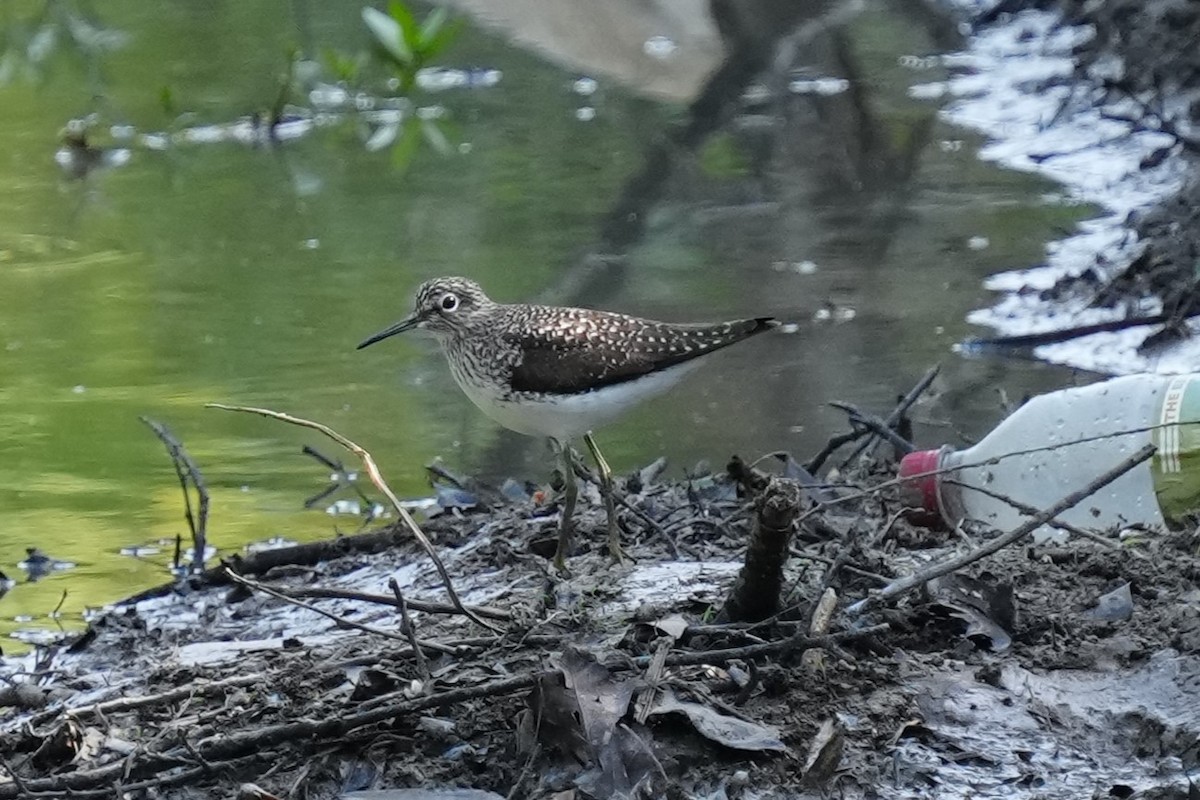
[844,443,1155,617]
[206,403,502,632]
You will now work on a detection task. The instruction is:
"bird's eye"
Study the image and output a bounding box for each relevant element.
[440,293,459,312]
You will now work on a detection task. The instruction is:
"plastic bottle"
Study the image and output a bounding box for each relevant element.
[899,373,1200,538]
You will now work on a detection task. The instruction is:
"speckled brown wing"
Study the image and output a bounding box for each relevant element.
[504,306,775,395]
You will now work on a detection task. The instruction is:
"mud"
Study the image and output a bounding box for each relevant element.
[958,0,1200,370]
[6,2,1200,797]
[1055,0,1200,345]
[0,437,1197,799]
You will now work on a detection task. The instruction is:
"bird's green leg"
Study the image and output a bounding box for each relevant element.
[583,431,629,565]
[553,439,577,573]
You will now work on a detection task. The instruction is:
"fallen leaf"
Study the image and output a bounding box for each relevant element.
[801,717,844,783]
[653,613,688,640]
[649,689,788,752]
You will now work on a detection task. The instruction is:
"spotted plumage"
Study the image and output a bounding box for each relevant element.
[358,276,777,569]
[358,276,775,438]
[503,308,773,395]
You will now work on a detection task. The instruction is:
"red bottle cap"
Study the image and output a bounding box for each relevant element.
[899,448,943,525]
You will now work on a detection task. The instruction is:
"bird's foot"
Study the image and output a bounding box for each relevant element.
[607,522,632,566]
[607,540,633,566]
[553,513,574,577]
[600,484,630,566]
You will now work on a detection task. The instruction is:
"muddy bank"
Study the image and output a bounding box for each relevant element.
[1076,0,1200,348]
[959,0,1200,369]
[4,2,1200,797]
[1051,0,1200,346]
[1,393,1198,798]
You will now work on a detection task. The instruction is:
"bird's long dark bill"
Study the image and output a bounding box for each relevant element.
[357,315,421,349]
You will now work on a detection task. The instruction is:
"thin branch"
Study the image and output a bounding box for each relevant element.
[573,460,680,558]
[177,731,214,772]
[0,623,889,799]
[302,444,374,508]
[206,404,500,632]
[941,478,1120,550]
[828,401,914,456]
[51,589,68,617]
[0,757,29,797]
[845,443,1155,617]
[801,557,888,585]
[224,570,409,644]
[225,570,469,656]
[505,740,541,800]
[805,429,868,475]
[813,364,939,472]
[801,421,1191,524]
[287,586,510,620]
[112,753,272,798]
[65,673,266,719]
[655,623,891,667]
[389,578,431,686]
[140,417,209,575]
[869,507,913,548]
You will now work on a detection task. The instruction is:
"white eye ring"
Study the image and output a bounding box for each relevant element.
[440,293,459,312]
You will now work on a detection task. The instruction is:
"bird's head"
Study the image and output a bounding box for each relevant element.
[357,276,494,349]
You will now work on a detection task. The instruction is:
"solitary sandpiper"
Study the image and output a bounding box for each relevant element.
[358,276,776,570]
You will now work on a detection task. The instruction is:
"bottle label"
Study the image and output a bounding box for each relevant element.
[1152,375,1200,522]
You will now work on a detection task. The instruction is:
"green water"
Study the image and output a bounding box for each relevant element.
[0,0,1088,650]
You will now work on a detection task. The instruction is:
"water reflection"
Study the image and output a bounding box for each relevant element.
[0,0,127,88]
[0,0,1089,650]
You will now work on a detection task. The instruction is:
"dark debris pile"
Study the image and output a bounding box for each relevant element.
[973,0,1200,353]
[1072,0,1200,343]
[2,381,1199,799]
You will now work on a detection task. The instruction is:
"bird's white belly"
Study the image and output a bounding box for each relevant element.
[455,360,703,442]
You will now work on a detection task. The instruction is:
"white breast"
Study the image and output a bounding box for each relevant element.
[453,359,704,442]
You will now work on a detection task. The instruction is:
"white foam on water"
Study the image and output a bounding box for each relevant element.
[919,7,1193,374]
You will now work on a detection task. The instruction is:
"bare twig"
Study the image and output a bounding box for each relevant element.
[505,741,541,800]
[573,461,680,558]
[224,571,468,656]
[804,429,867,475]
[0,756,29,797]
[620,722,670,786]
[802,421,1190,524]
[51,589,68,617]
[634,636,673,725]
[177,731,214,771]
[828,402,914,456]
[811,364,939,473]
[66,673,266,719]
[965,312,1174,350]
[869,507,913,548]
[206,404,500,632]
[1099,78,1200,153]
[941,478,1120,550]
[844,362,936,465]
[656,623,891,667]
[389,578,431,686]
[140,417,209,575]
[301,444,373,508]
[0,622,891,799]
[817,545,853,593]
[845,444,1156,617]
[196,673,543,761]
[287,586,510,620]
[224,570,410,644]
[788,549,889,584]
[114,753,272,798]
